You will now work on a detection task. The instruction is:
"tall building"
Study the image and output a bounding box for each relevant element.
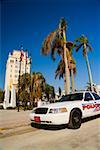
[4,50,31,108]
[5,50,31,91]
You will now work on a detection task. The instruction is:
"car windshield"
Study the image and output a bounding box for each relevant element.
[60,93,83,102]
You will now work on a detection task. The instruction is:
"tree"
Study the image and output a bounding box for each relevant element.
[17,71,56,107]
[75,35,93,91]
[19,73,31,92]
[41,18,72,94]
[45,84,55,102]
[55,42,76,93]
[69,59,76,93]
[68,47,76,93]
[18,73,31,109]
[86,82,97,93]
[31,72,46,106]
[58,87,62,97]
[0,88,4,103]
[51,86,55,100]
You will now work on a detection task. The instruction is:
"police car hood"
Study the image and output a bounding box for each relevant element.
[37,101,81,109]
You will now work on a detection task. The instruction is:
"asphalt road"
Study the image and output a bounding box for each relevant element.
[0,116,100,150]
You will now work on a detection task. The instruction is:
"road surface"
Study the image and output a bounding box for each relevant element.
[0,116,100,150]
[0,110,31,129]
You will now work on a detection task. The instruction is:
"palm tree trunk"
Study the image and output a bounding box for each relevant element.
[84,45,93,91]
[63,30,70,94]
[71,69,75,93]
[64,74,67,93]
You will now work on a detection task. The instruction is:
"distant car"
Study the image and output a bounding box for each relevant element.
[30,91,100,129]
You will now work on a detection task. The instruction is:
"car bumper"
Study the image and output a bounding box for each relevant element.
[30,112,69,125]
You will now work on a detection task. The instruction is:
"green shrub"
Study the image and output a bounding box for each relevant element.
[6,107,16,110]
[0,105,4,109]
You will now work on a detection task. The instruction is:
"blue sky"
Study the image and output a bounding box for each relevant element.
[0,0,100,91]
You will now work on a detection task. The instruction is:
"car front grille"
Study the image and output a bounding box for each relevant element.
[34,108,48,114]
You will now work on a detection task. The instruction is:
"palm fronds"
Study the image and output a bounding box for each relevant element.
[59,18,67,30]
[75,34,88,44]
[41,28,65,61]
[41,31,57,55]
[75,34,93,56]
[55,40,76,79]
[69,59,76,74]
[86,43,92,51]
[76,43,83,52]
[51,36,64,60]
[55,59,65,79]
[66,41,74,54]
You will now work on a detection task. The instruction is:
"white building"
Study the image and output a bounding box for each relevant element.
[95,85,100,95]
[4,50,31,108]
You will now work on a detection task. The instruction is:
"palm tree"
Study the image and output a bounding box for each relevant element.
[0,88,4,103]
[55,42,76,93]
[55,58,76,93]
[69,58,76,93]
[41,18,71,94]
[75,35,93,91]
[68,46,76,93]
[44,84,55,102]
[19,73,31,108]
[86,82,97,93]
[55,59,65,79]
[58,87,62,97]
[20,73,31,92]
[31,72,46,106]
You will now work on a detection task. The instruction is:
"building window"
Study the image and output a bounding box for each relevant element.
[10,75,12,78]
[15,75,18,78]
[11,65,13,68]
[15,65,18,68]
[15,70,18,73]
[21,71,24,74]
[15,58,18,63]
[14,79,18,83]
[10,60,14,63]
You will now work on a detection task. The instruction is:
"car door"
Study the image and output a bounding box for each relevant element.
[82,92,95,117]
[92,92,100,115]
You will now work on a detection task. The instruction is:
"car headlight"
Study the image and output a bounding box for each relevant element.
[32,108,36,113]
[49,107,67,113]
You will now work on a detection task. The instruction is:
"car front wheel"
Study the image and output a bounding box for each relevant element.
[68,110,82,129]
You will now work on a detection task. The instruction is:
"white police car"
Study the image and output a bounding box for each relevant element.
[30,91,100,129]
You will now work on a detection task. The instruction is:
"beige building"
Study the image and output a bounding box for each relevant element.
[3,49,31,108]
[4,50,31,91]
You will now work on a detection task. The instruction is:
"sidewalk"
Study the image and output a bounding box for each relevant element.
[0,110,32,130]
[0,110,33,138]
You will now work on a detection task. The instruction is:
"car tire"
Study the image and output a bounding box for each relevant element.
[68,109,82,129]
